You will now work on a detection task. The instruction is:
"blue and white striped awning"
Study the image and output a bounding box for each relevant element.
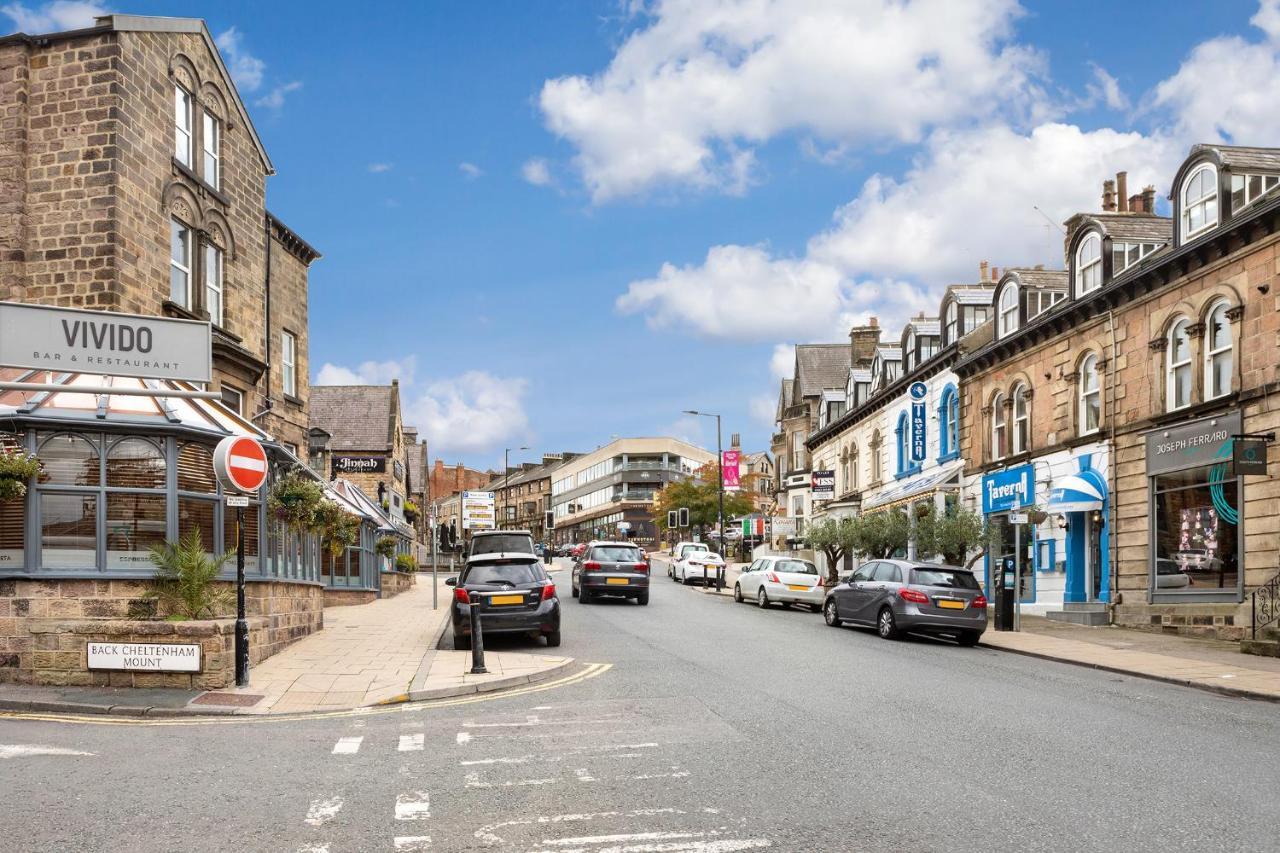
[1047,472,1106,513]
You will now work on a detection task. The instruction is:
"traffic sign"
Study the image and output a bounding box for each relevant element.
[214,436,268,494]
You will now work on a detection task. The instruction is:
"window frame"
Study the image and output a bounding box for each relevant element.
[895,412,909,475]
[174,84,193,167]
[991,393,1007,461]
[939,385,959,460]
[1075,232,1102,295]
[944,301,958,345]
[1166,318,1193,412]
[202,109,221,189]
[997,284,1018,338]
[1079,354,1101,436]
[1011,384,1029,455]
[204,241,223,327]
[282,330,298,397]
[219,384,243,415]
[1204,300,1233,401]
[170,218,192,308]
[1181,164,1218,241]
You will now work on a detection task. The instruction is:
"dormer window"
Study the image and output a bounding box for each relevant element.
[904,332,916,370]
[1111,241,1160,275]
[1229,173,1280,211]
[920,335,938,362]
[997,284,1018,337]
[944,302,958,344]
[1076,233,1102,295]
[1181,164,1218,240]
[1027,290,1065,320]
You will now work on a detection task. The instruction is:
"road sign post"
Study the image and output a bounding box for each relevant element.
[213,436,268,688]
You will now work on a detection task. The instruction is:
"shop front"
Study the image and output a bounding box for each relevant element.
[1046,451,1111,606]
[980,464,1036,620]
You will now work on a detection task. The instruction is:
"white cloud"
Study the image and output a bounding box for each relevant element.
[405,372,531,456]
[368,162,393,173]
[1085,63,1128,111]
[1,0,105,33]
[314,357,416,386]
[459,162,484,179]
[521,157,554,187]
[215,27,265,92]
[749,393,777,427]
[769,344,795,380]
[538,0,1047,201]
[255,81,302,111]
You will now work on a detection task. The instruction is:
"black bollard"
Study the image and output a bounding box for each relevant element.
[468,591,487,674]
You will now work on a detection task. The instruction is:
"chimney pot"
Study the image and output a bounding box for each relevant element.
[1142,185,1156,214]
[1116,171,1128,213]
[1102,179,1116,212]
[980,260,989,281]
[990,266,999,281]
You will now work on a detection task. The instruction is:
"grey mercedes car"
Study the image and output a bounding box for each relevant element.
[822,559,987,646]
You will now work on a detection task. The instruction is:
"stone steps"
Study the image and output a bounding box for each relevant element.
[1239,624,1280,656]
[1045,602,1110,627]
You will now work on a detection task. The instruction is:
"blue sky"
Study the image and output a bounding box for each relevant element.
[3,0,1276,467]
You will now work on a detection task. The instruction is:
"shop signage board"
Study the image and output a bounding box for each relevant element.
[909,382,928,463]
[213,436,267,494]
[1234,436,1268,476]
[982,464,1035,514]
[722,449,741,490]
[332,455,386,475]
[772,516,798,536]
[811,470,835,499]
[0,301,212,383]
[1146,411,1241,476]
[461,490,496,530]
[87,641,201,673]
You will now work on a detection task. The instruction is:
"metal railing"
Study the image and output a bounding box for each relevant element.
[1251,570,1280,639]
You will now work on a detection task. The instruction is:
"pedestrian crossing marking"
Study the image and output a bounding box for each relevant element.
[395,791,431,821]
[399,733,425,752]
[332,736,363,754]
[303,797,344,826]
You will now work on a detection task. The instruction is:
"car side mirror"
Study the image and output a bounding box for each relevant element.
[445,577,457,586]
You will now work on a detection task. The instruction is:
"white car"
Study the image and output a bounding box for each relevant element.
[669,541,710,580]
[678,550,725,585]
[734,556,825,611]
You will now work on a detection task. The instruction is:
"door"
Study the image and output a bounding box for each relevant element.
[740,560,763,596]
[836,561,876,620]
[1086,515,1103,601]
[864,562,904,621]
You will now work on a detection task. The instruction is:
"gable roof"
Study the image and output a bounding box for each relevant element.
[309,385,397,451]
[949,286,996,305]
[794,344,850,397]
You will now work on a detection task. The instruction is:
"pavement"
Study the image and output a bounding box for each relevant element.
[3,552,1278,852]
[0,573,573,717]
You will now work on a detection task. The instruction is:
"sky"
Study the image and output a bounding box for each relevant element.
[4,0,1279,468]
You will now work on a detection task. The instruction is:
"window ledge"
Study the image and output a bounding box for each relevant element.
[894,464,923,480]
[172,157,230,207]
[283,393,304,408]
[935,450,960,464]
[161,299,201,321]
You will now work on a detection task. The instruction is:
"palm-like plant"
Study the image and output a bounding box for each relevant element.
[145,531,234,619]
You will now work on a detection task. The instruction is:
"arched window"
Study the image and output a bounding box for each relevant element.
[1205,300,1233,400]
[38,433,100,486]
[939,385,959,458]
[106,438,166,489]
[870,430,881,483]
[1076,233,1102,294]
[944,301,958,344]
[896,412,909,474]
[1167,318,1192,411]
[991,393,1007,460]
[1079,354,1100,435]
[1012,384,1029,454]
[1182,164,1218,240]
[998,284,1018,337]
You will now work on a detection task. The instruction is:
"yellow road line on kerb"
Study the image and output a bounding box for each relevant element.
[0,663,613,728]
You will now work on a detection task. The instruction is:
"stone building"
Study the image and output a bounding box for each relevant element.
[491,453,577,541]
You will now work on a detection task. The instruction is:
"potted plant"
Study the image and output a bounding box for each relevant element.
[267,470,325,530]
[144,530,234,619]
[375,535,397,559]
[403,500,419,524]
[395,553,416,573]
[0,448,41,502]
[313,500,360,557]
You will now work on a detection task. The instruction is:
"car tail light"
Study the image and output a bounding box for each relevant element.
[971,594,988,609]
[815,576,825,588]
[454,587,471,605]
[634,562,649,572]
[766,572,780,583]
[584,561,602,571]
[898,587,929,604]
[541,583,556,601]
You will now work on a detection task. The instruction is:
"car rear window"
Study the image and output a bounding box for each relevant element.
[464,562,542,585]
[910,568,979,589]
[591,546,641,562]
[681,545,708,556]
[470,534,535,556]
[774,560,818,575]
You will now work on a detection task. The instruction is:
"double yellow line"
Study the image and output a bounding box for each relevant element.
[0,662,613,728]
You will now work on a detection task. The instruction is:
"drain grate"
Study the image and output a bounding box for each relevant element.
[192,692,263,707]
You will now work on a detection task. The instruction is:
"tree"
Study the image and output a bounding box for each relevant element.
[914,503,994,570]
[805,517,857,584]
[848,509,911,560]
[651,461,755,549]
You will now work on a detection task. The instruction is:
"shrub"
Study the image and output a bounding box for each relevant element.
[144,530,234,620]
[395,553,416,573]
[313,500,360,557]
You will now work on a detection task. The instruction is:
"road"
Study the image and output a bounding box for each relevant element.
[3,556,1278,852]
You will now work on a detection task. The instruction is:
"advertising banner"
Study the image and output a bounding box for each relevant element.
[722,449,741,490]
[772,516,798,537]
[461,490,496,530]
[812,469,835,499]
[331,455,387,476]
[909,381,928,464]
[981,464,1035,514]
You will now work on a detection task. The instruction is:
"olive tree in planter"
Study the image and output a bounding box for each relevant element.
[145,530,234,620]
[0,448,41,502]
[805,517,858,585]
[267,470,326,531]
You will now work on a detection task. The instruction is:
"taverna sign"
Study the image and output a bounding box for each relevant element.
[0,301,211,383]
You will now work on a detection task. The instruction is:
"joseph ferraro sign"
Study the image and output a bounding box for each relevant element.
[0,301,212,383]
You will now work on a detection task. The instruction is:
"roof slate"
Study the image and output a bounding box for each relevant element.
[1197,144,1280,172]
[1085,213,1173,244]
[950,286,995,305]
[309,385,396,451]
[795,344,850,397]
[1007,268,1068,290]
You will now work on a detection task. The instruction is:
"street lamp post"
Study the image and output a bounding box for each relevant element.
[683,409,724,591]
[503,446,529,530]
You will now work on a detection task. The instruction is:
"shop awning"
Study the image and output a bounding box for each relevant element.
[1047,471,1106,513]
[862,462,962,511]
[332,478,414,537]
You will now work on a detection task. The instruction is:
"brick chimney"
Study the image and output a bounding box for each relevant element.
[990,266,999,281]
[1102,179,1116,212]
[1116,171,1128,213]
[849,317,881,368]
[1141,185,1156,214]
[1128,193,1145,213]
[979,260,989,281]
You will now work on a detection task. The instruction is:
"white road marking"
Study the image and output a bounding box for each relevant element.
[456,732,473,745]
[399,733,425,752]
[0,744,94,759]
[332,736,363,754]
[545,832,703,846]
[597,841,771,852]
[395,791,432,821]
[621,770,690,781]
[393,837,431,851]
[296,844,331,853]
[303,797,344,826]
[465,772,557,789]
[475,809,686,846]
[461,715,624,729]
[573,768,596,783]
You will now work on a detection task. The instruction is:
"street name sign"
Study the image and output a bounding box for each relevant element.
[0,301,212,382]
[462,490,496,530]
[87,641,201,673]
[214,436,268,494]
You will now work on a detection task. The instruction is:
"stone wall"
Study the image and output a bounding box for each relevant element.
[381,570,415,598]
[323,588,376,608]
[0,577,323,686]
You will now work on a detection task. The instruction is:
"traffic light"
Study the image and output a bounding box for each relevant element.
[678,507,689,527]
[667,510,677,528]
[545,510,555,531]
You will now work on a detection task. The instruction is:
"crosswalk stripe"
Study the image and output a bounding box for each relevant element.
[399,733,425,752]
[392,837,431,851]
[395,791,431,821]
[303,797,343,826]
[332,736,363,754]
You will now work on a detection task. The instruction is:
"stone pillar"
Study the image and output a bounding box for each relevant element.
[0,43,31,300]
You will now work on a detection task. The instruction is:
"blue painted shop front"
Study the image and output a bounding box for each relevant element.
[1047,455,1110,604]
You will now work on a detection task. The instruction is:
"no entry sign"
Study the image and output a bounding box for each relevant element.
[214,436,268,494]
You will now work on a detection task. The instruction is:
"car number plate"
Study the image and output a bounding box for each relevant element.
[787,584,808,591]
[606,577,629,585]
[937,599,965,609]
[489,594,524,605]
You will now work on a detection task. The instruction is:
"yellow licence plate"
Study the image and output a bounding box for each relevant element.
[489,594,524,605]
[937,599,965,610]
[606,577,630,585]
[787,584,808,591]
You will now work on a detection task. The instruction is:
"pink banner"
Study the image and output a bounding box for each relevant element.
[722,450,741,490]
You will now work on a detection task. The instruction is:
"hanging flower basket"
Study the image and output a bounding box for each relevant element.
[0,449,41,503]
[375,536,398,559]
[313,500,360,557]
[267,471,325,530]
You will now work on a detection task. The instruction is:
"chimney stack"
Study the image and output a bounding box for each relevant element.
[1141,185,1156,214]
[1128,193,1145,214]
[1102,179,1116,212]
[1116,171,1128,213]
[990,266,999,281]
[849,318,882,368]
[979,260,989,281]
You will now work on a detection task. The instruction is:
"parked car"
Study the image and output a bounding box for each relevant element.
[572,541,650,605]
[467,529,536,561]
[669,541,710,580]
[734,556,824,611]
[571,542,589,559]
[823,559,987,646]
[1156,558,1192,588]
[677,549,725,585]
[447,547,560,648]
[1173,549,1222,574]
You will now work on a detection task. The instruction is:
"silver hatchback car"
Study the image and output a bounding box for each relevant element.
[822,559,987,646]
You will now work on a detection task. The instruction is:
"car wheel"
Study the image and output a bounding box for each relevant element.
[636,590,649,606]
[733,583,743,603]
[545,631,562,647]
[877,607,900,640]
[757,587,770,608]
[454,632,471,650]
[823,599,842,627]
[957,630,981,647]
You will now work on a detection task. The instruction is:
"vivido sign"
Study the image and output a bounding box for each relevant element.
[87,641,202,673]
[0,301,211,382]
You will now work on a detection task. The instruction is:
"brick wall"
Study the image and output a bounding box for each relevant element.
[430,460,496,500]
